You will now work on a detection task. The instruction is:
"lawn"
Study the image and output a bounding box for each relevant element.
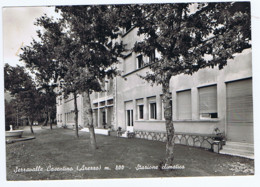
[6,126,254,180]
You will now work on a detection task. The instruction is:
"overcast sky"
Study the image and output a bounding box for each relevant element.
[3,6,58,67]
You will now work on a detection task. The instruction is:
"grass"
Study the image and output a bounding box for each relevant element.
[6,126,254,180]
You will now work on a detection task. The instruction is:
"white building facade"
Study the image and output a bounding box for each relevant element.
[56,26,253,157]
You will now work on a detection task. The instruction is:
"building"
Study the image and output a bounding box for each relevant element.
[56,26,253,158]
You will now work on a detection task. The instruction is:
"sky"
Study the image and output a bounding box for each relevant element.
[3,6,58,67]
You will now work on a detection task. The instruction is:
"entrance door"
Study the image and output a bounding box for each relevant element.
[126,110,133,126]
[125,101,134,127]
[102,111,106,126]
[226,78,253,143]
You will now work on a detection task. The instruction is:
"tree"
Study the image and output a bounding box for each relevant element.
[123,2,251,166]
[20,6,124,146]
[53,6,124,146]
[4,64,44,134]
[5,99,16,130]
[20,15,61,130]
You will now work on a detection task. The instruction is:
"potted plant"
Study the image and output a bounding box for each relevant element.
[213,128,224,141]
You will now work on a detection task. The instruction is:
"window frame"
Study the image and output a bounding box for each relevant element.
[136,54,144,69]
[198,85,218,119]
[177,89,192,120]
[149,102,157,120]
[138,104,144,120]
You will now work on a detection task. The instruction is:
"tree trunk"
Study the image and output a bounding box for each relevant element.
[44,116,48,126]
[73,92,79,138]
[43,108,48,126]
[48,110,52,130]
[83,90,98,149]
[16,108,19,128]
[28,117,34,134]
[162,78,175,166]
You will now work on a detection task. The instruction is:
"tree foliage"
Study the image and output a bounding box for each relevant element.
[121,2,251,165]
[4,64,44,133]
[130,2,251,83]
[19,5,124,145]
[54,5,124,142]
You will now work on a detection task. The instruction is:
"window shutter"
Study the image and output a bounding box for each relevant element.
[177,90,191,120]
[199,85,217,114]
[227,79,253,123]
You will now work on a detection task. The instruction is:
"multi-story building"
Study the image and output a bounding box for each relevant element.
[56,26,253,158]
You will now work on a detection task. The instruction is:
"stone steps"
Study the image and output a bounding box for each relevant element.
[219,141,254,159]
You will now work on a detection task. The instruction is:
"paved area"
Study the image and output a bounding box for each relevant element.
[5,126,254,180]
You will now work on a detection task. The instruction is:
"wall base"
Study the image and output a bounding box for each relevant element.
[135,131,219,150]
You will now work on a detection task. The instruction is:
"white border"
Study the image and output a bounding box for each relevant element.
[1,1,260,187]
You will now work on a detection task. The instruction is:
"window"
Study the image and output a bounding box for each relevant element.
[125,101,134,126]
[148,49,156,63]
[150,103,157,119]
[137,55,144,69]
[136,99,144,120]
[199,85,218,119]
[125,21,132,32]
[148,97,157,120]
[162,100,172,120]
[102,111,106,125]
[139,105,144,119]
[127,110,133,126]
[161,94,172,120]
[107,99,113,105]
[177,90,192,120]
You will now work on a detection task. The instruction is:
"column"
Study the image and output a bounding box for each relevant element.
[156,94,162,120]
[133,99,137,123]
[105,106,108,127]
[191,87,199,120]
[144,97,148,120]
[97,107,100,128]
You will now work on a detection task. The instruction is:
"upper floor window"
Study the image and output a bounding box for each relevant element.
[125,20,132,32]
[148,50,156,63]
[137,54,144,69]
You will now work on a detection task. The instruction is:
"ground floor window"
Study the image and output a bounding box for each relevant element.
[102,111,106,125]
[138,105,144,119]
[150,102,157,119]
[136,98,144,120]
[177,90,191,120]
[199,85,218,119]
[161,94,172,120]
